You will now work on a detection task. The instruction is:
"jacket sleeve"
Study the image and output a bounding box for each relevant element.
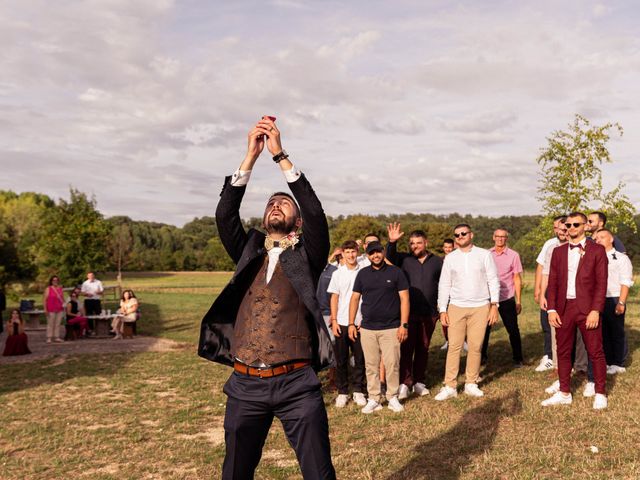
[288,173,330,276]
[386,241,410,266]
[215,176,249,265]
[546,247,560,312]
[590,246,608,313]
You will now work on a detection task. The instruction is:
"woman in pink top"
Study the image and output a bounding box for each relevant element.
[43,275,65,343]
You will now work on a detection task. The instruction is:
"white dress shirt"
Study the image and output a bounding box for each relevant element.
[81,279,103,299]
[566,239,586,299]
[438,245,500,312]
[605,248,634,297]
[230,164,302,283]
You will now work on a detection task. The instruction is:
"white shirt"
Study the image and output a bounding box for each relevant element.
[357,254,370,267]
[326,264,363,326]
[605,249,634,297]
[438,245,500,312]
[542,242,567,276]
[536,237,560,266]
[230,164,302,283]
[81,279,103,299]
[566,239,586,299]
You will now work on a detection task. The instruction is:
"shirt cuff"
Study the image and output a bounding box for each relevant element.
[230,169,252,187]
[283,164,302,183]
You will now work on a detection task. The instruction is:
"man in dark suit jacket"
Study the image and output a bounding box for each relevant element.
[198,117,336,479]
[542,212,608,410]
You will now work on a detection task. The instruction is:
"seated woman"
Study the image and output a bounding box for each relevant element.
[3,309,32,356]
[66,291,89,337]
[111,289,139,340]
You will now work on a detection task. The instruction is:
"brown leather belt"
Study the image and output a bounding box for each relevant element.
[233,360,310,378]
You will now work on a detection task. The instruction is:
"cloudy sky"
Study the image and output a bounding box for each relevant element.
[2,0,639,225]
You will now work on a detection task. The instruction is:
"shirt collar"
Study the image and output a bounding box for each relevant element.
[568,238,587,249]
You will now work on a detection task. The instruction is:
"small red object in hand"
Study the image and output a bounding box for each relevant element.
[264,115,277,121]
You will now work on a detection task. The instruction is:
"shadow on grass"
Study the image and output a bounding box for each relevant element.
[389,390,522,480]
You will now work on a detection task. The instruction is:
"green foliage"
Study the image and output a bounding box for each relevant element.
[537,114,636,233]
[38,189,111,284]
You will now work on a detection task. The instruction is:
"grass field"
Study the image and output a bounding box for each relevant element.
[0,271,638,479]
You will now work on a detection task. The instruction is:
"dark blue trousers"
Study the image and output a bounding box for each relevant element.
[222,366,336,480]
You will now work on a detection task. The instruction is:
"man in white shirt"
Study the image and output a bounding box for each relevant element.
[534,215,567,372]
[81,271,104,333]
[327,240,367,408]
[435,224,500,401]
[595,229,633,374]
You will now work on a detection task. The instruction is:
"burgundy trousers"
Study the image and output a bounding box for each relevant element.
[555,300,607,395]
[400,313,437,387]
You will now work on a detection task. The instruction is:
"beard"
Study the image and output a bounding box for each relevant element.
[265,213,297,235]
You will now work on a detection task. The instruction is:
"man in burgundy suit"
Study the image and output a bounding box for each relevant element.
[542,212,609,409]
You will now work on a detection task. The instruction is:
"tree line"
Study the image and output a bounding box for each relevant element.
[1,187,638,291]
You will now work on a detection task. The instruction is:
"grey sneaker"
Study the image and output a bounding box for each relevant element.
[413,383,429,396]
[398,384,411,400]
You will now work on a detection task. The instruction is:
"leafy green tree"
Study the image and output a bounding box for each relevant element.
[39,189,111,284]
[537,114,636,232]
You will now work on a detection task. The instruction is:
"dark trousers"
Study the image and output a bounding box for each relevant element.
[556,300,607,395]
[481,297,523,363]
[222,366,336,480]
[84,299,101,330]
[334,327,366,394]
[602,297,626,366]
[400,313,437,386]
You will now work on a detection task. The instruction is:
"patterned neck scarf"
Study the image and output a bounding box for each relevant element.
[264,232,299,251]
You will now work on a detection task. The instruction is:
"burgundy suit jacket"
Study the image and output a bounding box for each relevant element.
[547,240,608,317]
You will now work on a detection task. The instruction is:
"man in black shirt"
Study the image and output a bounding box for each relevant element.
[349,241,409,413]
[387,224,443,399]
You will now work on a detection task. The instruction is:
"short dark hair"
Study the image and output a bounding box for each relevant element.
[341,240,359,251]
[589,211,607,226]
[364,232,380,241]
[567,212,587,223]
[443,238,454,246]
[553,215,567,223]
[267,192,301,218]
[453,223,471,232]
[409,230,427,239]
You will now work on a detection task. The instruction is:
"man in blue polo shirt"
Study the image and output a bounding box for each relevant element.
[349,241,410,414]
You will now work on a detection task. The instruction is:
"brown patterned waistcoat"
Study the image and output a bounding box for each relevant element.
[233,256,312,366]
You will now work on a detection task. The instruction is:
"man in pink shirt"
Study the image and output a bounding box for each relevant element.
[481,229,524,367]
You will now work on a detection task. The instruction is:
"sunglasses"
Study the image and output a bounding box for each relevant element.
[454,232,470,238]
[565,222,584,228]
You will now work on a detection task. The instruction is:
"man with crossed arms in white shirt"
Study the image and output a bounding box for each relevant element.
[435,223,500,400]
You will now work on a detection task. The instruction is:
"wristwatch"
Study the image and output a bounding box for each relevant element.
[401,323,409,329]
[618,300,626,306]
[272,150,289,163]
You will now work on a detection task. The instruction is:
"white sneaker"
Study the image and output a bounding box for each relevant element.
[541,392,572,407]
[434,386,458,401]
[463,341,468,352]
[440,341,448,350]
[464,383,484,397]
[535,355,554,372]
[413,382,430,396]
[353,392,367,406]
[398,384,411,400]
[335,394,348,408]
[361,399,383,414]
[545,380,560,395]
[607,365,626,374]
[593,393,608,410]
[583,382,595,398]
[387,396,405,412]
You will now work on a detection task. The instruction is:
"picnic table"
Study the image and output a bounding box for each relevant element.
[22,310,46,330]
[87,314,117,337]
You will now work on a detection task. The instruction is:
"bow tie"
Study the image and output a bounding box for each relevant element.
[569,243,584,251]
[265,233,299,252]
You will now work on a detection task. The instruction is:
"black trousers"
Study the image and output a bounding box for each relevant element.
[482,297,523,363]
[334,327,366,394]
[222,366,336,480]
[84,299,101,330]
[602,296,626,366]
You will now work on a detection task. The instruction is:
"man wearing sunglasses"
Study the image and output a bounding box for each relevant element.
[542,212,608,409]
[435,224,500,401]
[586,211,626,253]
